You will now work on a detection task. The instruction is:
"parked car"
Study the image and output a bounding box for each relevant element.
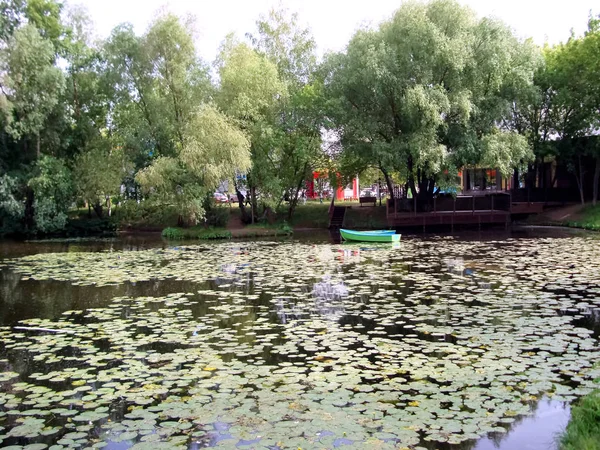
[214,192,229,203]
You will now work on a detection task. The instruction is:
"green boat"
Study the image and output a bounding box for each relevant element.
[340,229,401,242]
[361,230,396,235]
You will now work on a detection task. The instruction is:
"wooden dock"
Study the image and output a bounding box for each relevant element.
[385,193,540,229]
[386,209,510,228]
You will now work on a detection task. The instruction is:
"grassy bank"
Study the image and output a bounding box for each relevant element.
[566,205,600,231]
[560,390,600,450]
[162,227,232,240]
[162,222,292,240]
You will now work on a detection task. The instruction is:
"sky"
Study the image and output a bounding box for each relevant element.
[77,0,597,62]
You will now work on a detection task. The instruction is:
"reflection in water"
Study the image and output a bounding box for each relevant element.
[474,398,569,450]
[0,230,599,449]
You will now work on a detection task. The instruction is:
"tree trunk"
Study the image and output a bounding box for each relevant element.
[287,163,308,220]
[36,134,40,158]
[106,196,112,217]
[93,201,103,219]
[87,202,92,219]
[233,179,251,224]
[380,167,395,202]
[250,186,256,224]
[593,156,600,206]
[575,155,585,205]
[513,168,519,190]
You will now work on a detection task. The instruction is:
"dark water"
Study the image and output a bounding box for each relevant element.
[0,227,598,449]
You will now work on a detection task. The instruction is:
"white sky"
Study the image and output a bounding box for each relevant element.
[77,0,597,62]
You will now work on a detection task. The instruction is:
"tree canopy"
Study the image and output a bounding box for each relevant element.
[322,0,538,204]
[0,0,597,235]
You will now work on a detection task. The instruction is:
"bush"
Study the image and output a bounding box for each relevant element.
[0,174,24,235]
[66,218,117,237]
[204,207,230,227]
[28,156,74,234]
[162,226,232,240]
[198,229,232,240]
[162,227,186,239]
[115,200,179,228]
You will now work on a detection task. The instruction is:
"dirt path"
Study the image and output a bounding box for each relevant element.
[227,209,245,230]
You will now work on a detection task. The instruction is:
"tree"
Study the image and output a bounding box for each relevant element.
[0,24,64,157]
[136,105,251,226]
[104,14,212,167]
[27,155,72,233]
[74,143,131,218]
[0,173,24,234]
[144,13,212,148]
[0,0,24,41]
[216,38,286,222]
[323,0,536,207]
[542,16,600,204]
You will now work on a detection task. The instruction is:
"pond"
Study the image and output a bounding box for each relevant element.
[0,229,599,450]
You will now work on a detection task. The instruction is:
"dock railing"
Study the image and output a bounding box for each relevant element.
[387,192,511,219]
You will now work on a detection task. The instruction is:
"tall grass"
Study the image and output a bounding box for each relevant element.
[560,391,600,450]
[568,205,600,231]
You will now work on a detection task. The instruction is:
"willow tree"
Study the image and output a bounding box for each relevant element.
[249,8,324,219]
[104,13,212,164]
[216,38,286,223]
[324,0,536,205]
[0,24,64,157]
[136,105,251,226]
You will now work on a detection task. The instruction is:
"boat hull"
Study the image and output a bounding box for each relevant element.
[340,229,401,243]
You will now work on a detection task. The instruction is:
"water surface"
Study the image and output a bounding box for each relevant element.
[0,229,599,449]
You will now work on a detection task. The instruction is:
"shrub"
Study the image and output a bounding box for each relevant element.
[204,207,230,227]
[162,227,186,239]
[162,226,232,240]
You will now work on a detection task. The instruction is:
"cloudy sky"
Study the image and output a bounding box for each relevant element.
[78,0,597,62]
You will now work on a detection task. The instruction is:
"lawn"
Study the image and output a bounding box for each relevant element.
[567,205,600,231]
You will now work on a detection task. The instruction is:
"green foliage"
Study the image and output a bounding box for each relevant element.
[136,105,250,226]
[203,207,230,228]
[0,173,24,233]
[218,11,323,221]
[566,205,600,231]
[1,24,64,142]
[28,155,73,233]
[65,217,117,236]
[0,0,24,41]
[26,0,64,48]
[560,391,600,450]
[323,0,538,200]
[162,226,232,240]
[104,13,212,162]
[0,0,597,233]
[74,144,132,217]
[114,200,179,228]
[541,16,600,203]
